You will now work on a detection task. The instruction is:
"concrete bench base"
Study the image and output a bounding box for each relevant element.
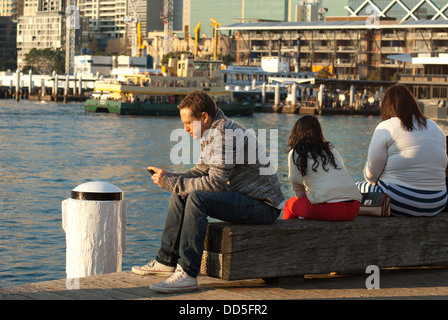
[200,214,448,281]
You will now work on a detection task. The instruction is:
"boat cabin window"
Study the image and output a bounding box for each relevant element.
[211,63,220,71]
[195,63,207,71]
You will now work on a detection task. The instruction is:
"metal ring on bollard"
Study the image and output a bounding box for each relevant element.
[70,181,123,201]
[71,191,122,201]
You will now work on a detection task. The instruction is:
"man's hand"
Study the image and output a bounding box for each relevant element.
[147,166,167,187]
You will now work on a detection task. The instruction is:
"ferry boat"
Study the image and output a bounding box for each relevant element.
[84,54,255,116]
[221,56,316,101]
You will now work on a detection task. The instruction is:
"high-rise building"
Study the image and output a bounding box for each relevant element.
[0,16,17,69]
[182,0,190,31]
[78,0,127,45]
[21,0,65,15]
[322,0,348,17]
[17,0,82,70]
[0,0,24,18]
[345,0,448,21]
[146,0,183,32]
[39,0,65,11]
[23,0,38,16]
[187,0,325,37]
[76,1,174,52]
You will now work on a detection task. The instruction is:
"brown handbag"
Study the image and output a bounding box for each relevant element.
[358,192,391,217]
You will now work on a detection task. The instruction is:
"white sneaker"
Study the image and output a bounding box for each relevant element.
[150,264,198,293]
[131,260,175,276]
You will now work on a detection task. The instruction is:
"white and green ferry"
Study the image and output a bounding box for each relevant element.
[85,55,255,116]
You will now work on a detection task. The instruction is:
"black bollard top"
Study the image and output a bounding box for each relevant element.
[71,181,123,201]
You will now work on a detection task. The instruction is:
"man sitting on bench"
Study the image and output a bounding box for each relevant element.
[132,91,284,293]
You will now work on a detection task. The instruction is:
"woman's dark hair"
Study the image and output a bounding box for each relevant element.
[381,84,427,131]
[178,90,217,118]
[287,115,339,176]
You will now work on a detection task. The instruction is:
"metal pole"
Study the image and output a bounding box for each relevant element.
[15,69,20,102]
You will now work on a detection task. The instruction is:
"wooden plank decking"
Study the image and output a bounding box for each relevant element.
[2,267,448,301]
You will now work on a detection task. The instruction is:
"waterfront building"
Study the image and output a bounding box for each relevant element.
[399,52,448,101]
[219,18,448,81]
[74,55,149,77]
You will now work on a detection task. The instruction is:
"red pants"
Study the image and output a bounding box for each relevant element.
[283,196,359,221]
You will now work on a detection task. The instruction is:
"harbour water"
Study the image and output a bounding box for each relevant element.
[1,100,447,289]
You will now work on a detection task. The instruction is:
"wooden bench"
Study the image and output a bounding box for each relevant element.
[199,213,448,281]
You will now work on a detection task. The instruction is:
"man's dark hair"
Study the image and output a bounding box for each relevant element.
[178,91,217,118]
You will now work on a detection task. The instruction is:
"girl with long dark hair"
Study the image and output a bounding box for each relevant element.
[283,115,361,221]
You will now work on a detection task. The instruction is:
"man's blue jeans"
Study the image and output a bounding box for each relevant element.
[155,190,280,278]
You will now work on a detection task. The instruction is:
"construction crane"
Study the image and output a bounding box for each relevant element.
[161,0,174,54]
[124,0,145,57]
[194,22,201,58]
[210,18,221,61]
[136,21,144,56]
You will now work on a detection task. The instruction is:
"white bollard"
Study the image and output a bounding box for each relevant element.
[261,83,266,105]
[62,181,126,279]
[291,83,297,107]
[274,83,280,106]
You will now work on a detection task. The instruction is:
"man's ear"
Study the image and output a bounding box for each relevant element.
[202,112,210,124]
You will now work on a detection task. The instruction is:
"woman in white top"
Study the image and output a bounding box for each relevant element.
[357,84,447,217]
[283,115,361,221]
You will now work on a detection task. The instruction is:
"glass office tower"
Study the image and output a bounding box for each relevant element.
[189,0,313,37]
[347,0,448,21]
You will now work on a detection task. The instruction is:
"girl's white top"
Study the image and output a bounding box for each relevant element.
[288,147,362,204]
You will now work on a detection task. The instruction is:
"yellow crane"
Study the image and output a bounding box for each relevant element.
[136,21,144,57]
[210,18,221,61]
[194,22,201,58]
[124,0,145,57]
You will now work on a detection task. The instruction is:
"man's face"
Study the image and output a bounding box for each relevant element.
[180,108,211,140]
